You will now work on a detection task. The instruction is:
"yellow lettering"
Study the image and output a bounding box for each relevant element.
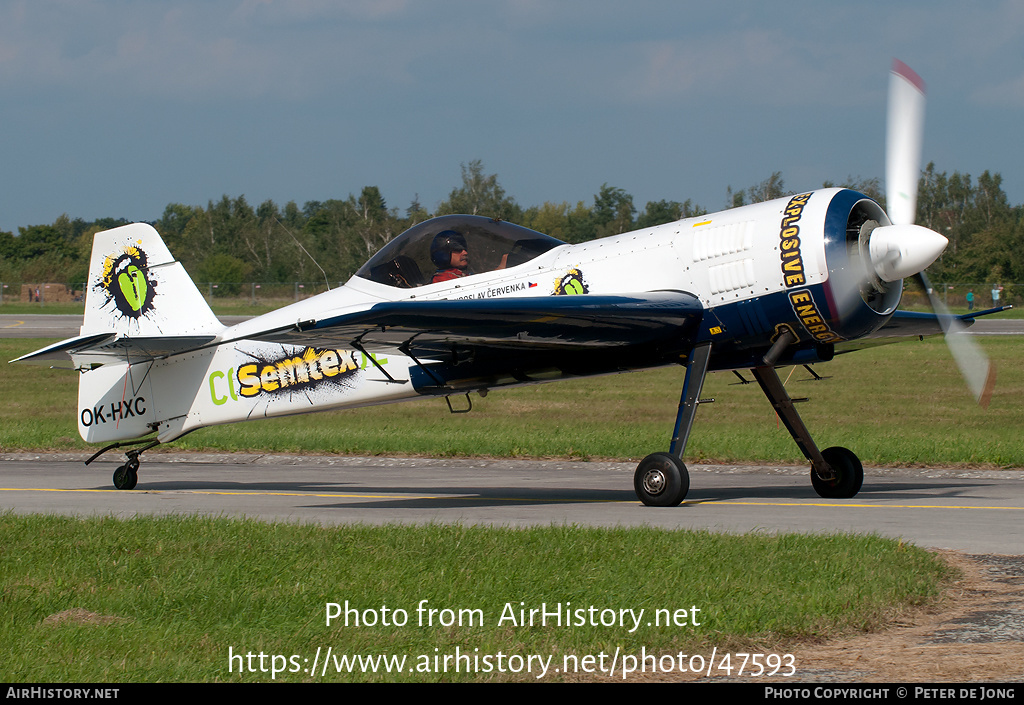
[290,356,310,385]
[234,347,360,397]
[260,365,280,392]
[275,357,301,388]
[238,364,262,397]
[304,348,324,381]
[788,288,842,343]
[321,350,340,377]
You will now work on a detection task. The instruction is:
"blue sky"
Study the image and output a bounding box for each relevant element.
[1,1,1022,233]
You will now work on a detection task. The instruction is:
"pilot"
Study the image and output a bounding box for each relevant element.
[430,230,470,283]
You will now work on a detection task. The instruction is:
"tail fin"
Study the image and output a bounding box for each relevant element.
[83,223,222,337]
[76,224,223,443]
[11,223,225,444]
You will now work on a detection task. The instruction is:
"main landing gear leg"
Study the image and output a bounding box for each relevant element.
[751,330,863,499]
[634,342,712,507]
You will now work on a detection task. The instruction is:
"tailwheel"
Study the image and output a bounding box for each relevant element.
[112,459,139,491]
[811,447,863,499]
[87,440,157,490]
[634,452,689,507]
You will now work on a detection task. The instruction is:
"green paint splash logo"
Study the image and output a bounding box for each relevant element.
[97,245,157,320]
[554,267,589,295]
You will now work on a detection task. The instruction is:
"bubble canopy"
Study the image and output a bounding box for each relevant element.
[355,215,566,289]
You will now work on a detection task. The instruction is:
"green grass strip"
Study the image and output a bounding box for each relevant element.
[1,514,953,682]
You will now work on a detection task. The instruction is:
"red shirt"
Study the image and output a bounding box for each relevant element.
[432,268,467,283]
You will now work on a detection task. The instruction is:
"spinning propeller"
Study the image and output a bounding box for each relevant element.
[874,59,996,406]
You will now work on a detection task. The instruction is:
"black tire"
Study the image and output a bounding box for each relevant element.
[811,446,863,498]
[634,452,689,507]
[113,463,139,491]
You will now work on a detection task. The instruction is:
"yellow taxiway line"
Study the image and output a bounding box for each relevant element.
[1,486,1021,511]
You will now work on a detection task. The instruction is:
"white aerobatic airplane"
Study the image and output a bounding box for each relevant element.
[13,61,1007,505]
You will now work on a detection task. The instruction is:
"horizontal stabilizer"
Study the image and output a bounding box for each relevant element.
[9,332,118,368]
[11,333,220,368]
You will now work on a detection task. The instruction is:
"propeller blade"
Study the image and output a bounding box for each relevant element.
[886,59,926,226]
[835,62,993,407]
[915,272,996,408]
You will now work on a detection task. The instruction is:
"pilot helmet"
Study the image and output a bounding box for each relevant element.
[430,230,468,268]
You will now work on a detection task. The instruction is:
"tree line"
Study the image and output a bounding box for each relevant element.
[1,159,1020,291]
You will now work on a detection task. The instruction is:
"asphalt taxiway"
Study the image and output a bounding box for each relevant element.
[2,453,1022,554]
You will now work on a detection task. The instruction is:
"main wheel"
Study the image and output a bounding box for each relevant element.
[112,462,139,491]
[634,452,689,507]
[811,446,863,499]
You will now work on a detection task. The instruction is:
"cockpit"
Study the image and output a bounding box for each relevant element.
[355,215,566,288]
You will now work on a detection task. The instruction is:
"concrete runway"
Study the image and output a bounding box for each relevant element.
[2,453,1022,554]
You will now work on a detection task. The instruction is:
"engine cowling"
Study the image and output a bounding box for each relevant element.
[821,188,946,342]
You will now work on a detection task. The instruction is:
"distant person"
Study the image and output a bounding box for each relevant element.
[992,286,1001,307]
[430,230,470,283]
[966,290,974,311]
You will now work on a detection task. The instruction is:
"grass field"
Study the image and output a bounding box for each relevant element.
[0,514,953,682]
[2,335,1022,467]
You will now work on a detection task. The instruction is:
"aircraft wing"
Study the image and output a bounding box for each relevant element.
[241,292,705,358]
[835,307,1009,353]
